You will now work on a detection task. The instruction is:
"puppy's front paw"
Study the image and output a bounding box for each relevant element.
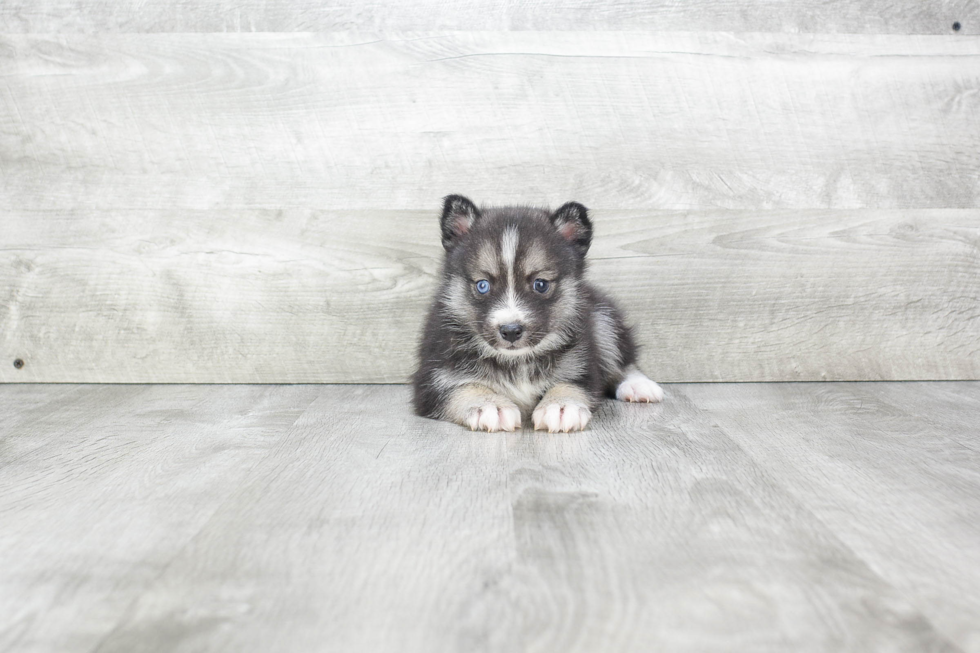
[616,371,664,403]
[465,401,522,432]
[532,398,592,433]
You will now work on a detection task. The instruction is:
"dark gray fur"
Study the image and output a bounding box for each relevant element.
[412,195,639,421]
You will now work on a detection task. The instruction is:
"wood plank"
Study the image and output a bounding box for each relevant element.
[842,381,980,453]
[1,33,979,212]
[4,382,977,650]
[88,386,521,653]
[0,384,320,653]
[0,383,92,433]
[0,0,976,34]
[2,209,977,383]
[73,385,958,652]
[0,385,155,461]
[679,382,980,651]
[507,391,962,652]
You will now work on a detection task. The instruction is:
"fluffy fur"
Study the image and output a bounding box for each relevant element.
[412,195,663,432]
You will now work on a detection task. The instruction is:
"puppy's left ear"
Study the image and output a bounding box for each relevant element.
[549,202,592,256]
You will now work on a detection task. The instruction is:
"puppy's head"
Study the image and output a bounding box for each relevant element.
[438,194,591,358]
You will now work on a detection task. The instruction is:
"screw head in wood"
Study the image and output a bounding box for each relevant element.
[13,358,25,369]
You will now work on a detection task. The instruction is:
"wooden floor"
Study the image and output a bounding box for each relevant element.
[1,382,978,652]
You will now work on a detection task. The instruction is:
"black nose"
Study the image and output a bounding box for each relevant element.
[499,323,524,343]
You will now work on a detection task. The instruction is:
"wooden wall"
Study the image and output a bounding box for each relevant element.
[1,3,978,383]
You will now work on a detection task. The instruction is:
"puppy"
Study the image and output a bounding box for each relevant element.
[412,195,663,432]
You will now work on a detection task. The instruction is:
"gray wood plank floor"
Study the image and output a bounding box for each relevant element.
[1,382,977,652]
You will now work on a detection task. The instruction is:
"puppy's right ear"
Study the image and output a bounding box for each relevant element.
[440,195,481,250]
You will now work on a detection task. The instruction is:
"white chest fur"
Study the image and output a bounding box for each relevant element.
[489,374,551,413]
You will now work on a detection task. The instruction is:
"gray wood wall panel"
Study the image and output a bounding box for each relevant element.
[2,33,979,212]
[1,1,977,34]
[2,209,977,383]
[2,30,978,383]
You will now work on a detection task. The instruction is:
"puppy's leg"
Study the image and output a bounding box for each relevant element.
[615,365,664,403]
[443,383,522,432]
[532,383,593,433]
[591,298,664,404]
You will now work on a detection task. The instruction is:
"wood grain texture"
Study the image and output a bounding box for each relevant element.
[3,31,978,383]
[504,394,954,652]
[0,0,977,34]
[0,384,320,653]
[680,381,980,651]
[92,386,522,653]
[2,383,974,652]
[2,33,979,212]
[2,208,978,383]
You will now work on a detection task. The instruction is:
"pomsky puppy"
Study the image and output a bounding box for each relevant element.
[412,195,663,432]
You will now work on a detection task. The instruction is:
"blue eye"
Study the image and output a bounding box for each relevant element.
[476,279,490,294]
[533,279,550,293]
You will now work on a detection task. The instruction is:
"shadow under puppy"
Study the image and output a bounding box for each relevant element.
[413,195,663,432]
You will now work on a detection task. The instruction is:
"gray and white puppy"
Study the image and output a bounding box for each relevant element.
[412,195,663,432]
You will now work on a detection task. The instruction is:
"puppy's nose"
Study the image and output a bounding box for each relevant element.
[499,323,524,343]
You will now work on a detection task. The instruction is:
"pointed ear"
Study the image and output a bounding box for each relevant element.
[440,195,481,250]
[549,202,592,256]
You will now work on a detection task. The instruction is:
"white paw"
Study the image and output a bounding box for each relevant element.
[532,399,592,433]
[465,401,522,432]
[616,371,664,403]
